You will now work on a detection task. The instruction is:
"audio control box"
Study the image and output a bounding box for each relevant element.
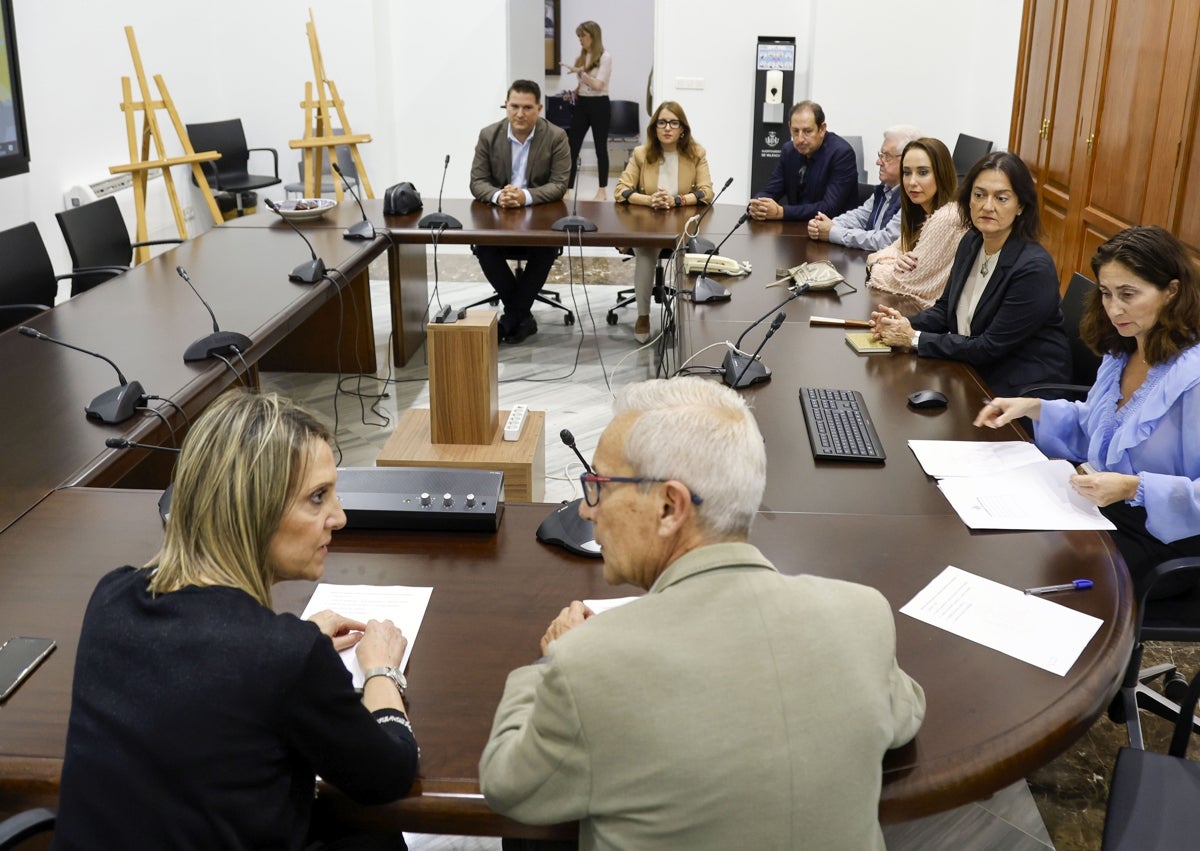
[336,467,503,532]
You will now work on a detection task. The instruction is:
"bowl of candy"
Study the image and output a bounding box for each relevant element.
[274,198,337,221]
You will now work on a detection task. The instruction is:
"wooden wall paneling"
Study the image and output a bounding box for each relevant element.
[1010,0,1061,178]
[1142,0,1200,225]
[1169,34,1200,253]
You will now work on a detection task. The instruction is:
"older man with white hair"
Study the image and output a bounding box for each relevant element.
[480,377,925,851]
[809,124,921,251]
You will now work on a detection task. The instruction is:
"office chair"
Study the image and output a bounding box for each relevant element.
[843,134,868,184]
[952,133,994,181]
[0,222,92,332]
[0,808,55,850]
[1103,619,1200,850]
[607,100,642,176]
[463,246,574,325]
[185,118,281,215]
[55,196,184,296]
[1019,272,1103,400]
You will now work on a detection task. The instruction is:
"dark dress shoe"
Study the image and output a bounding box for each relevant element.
[501,316,538,345]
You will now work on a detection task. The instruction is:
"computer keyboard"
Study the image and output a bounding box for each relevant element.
[798,387,886,462]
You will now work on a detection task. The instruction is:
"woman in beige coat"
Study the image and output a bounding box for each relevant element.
[615,101,713,342]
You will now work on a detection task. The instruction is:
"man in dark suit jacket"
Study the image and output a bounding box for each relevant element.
[469,80,571,344]
[749,100,858,223]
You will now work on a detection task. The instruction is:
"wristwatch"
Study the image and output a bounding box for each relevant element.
[362,666,407,695]
[674,194,682,208]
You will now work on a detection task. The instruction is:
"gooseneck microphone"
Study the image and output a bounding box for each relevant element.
[727,312,786,388]
[418,155,463,230]
[721,286,809,388]
[18,326,147,423]
[175,266,253,362]
[535,429,602,559]
[692,212,748,303]
[331,162,375,240]
[685,176,733,253]
[263,198,327,284]
[552,158,598,233]
[105,437,182,454]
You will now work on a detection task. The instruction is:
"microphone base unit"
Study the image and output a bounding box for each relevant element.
[551,215,598,232]
[721,351,773,388]
[343,219,376,240]
[692,275,732,303]
[289,258,327,285]
[417,212,463,230]
[335,467,504,532]
[687,237,716,254]
[183,331,253,363]
[536,498,602,559]
[86,380,147,424]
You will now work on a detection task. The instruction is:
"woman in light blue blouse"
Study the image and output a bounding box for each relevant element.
[974,226,1200,597]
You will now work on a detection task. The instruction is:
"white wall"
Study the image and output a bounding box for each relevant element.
[2,0,1024,272]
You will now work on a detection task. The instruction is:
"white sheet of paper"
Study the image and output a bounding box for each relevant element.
[900,565,1103,676]
[300,584,433,688]
[936,458,1116,530]
[583,596,640,615]
[907,439,1048,478]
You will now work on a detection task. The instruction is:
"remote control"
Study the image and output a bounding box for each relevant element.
[503,405,528,441]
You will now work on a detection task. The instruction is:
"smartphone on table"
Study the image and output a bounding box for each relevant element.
[0,636,57,703]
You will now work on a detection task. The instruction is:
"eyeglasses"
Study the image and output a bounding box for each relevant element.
[579,472,704,507]
[655,119,682,129]
[876,150,899,163]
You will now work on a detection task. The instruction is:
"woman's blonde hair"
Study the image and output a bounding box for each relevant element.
[146,389,334,608]
[574,21,604,73]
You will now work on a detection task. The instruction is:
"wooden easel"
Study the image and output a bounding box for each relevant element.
[289,10,374,200]
[109,27,223,261]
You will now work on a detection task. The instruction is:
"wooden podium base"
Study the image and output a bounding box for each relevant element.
[376,408,545,503]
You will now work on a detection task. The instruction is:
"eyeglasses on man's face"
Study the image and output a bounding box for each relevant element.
[876,150,899,163]
[655,119,682,129]
[579,473,704,507]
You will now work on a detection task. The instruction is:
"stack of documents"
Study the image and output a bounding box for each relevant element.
[907,440,1116,531]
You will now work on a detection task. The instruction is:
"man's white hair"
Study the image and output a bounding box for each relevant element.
[613,377,766,538]
[883,124,922,152]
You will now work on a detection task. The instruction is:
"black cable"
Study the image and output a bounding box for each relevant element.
[136,403,179,447]
[145,394,191,429]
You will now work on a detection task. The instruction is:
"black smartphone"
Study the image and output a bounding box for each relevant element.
[0,636,57,703]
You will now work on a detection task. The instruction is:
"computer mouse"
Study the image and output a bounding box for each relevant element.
[907,389,948,410]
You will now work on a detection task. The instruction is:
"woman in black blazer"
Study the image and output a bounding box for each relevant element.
[869,151,1070,396]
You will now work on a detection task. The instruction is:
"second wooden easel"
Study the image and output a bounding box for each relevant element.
[290,10,374,200]
[109,26,223,259]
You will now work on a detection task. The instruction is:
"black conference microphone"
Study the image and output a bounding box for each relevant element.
[105,438,180,523]
[263,197,327,284]
[692,212,748,303]
[685,176,733,254]
[552,158,598,233]
[726,312,786,388]
[175,266,253,362]
[535,429,602,559]
[331,162,375,240]
[418,155,463,230]
[18,326,147,423]
[721,285,809,387]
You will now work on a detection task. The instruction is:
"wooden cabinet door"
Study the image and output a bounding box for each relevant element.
[1010,0,1061,182]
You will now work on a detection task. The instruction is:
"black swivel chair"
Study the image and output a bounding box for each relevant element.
[0,222,92,333]
[55,196,184,296]
[0,808,55,849]
[607,100,641,176]
[462,247,574,325]
[1019,272,1104,400]
[952,133,994,181]
[185,118,281,215]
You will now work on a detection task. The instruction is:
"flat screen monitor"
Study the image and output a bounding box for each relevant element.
[0,0,30,180]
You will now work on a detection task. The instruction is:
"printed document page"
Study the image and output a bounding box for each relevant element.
[936,458,1116,530]
[900,565,1103,676]
[584,596,640,615]
[301,584,433,688]
[907,439,1048,478]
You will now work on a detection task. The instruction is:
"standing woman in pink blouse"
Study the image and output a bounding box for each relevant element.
[562,21,613,200]
[866,137,967,310]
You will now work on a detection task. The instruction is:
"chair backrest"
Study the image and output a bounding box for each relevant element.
[952,133,994,179]
[1062,272,1103,386]
[55,196,132,296]
[0,222,58,331]
[186,118,252,183]
[608,100,641,139]
[843,134,868,183]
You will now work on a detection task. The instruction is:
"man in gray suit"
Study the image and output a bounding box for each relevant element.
[480,377,926,850]
[470,79,570,344]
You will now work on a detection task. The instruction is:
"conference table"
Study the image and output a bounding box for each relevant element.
[0,200,1135,840]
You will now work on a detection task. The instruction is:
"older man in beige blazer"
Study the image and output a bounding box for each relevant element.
[480,378,926,850]
[469,79,570,345]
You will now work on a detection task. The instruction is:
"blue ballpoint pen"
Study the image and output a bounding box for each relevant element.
[1024,579,1094,595]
